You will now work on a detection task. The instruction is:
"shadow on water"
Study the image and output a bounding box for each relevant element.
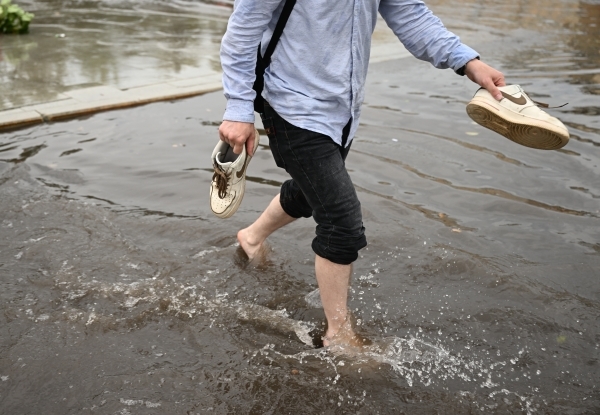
[0,0,599,414]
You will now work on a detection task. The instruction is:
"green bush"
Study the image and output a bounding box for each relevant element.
[0,0,34,34]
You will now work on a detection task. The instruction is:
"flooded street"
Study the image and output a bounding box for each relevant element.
[1,0,599,414]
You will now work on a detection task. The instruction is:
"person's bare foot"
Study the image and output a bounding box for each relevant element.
[237,228,270,266]
[322,315,369,353]
[237,227,261,258]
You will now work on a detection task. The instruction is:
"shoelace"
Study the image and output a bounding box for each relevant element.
[522,89,568,109]
[212,161,230,199]
[531,99,567,109]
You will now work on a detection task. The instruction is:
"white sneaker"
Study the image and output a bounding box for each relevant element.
[210,129,260,219]
[466,84,569,150]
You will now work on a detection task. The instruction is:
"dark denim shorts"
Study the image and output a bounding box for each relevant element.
[260,102,367,265]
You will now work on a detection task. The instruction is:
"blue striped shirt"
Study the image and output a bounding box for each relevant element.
[221,0,479,146]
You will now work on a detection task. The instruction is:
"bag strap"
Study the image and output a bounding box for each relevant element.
[253,0,296,113]
[263,0,296,66]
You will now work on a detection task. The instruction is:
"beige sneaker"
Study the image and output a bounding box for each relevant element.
[466,85,569,150]
[210,129,260,219]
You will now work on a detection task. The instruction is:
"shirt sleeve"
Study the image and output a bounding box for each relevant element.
[378,0,479,71]
[220,0,284,123]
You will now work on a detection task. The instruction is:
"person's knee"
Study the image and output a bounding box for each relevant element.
[312,223,367,265]
[279,179,312,218]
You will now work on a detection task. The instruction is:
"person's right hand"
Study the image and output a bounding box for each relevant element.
[464,59,505,101]
[218,121,257,155]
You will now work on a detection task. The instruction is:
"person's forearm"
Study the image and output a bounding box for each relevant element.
[378,0,478,70]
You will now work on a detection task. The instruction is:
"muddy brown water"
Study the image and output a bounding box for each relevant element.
[1,0,599,414]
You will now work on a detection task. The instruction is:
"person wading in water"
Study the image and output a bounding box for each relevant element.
[217,0,504,349]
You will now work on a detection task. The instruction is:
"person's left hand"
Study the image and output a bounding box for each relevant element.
[464,59,505,101]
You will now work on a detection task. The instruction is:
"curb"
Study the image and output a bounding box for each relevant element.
[0,73,223,131]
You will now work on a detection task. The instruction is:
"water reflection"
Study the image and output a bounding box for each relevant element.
[567,1,600,94]
[0,0,229,110]
[430,0,600,96]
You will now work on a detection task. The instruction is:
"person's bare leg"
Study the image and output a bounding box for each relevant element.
[316,255,362,348]
[237,194,296,259]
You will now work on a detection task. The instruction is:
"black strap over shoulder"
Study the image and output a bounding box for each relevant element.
[253,0,296,113]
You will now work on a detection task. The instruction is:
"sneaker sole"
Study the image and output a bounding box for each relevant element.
[466,98,569,150]
[210,130,261,219]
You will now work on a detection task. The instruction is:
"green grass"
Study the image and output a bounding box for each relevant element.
[0,0,34,34]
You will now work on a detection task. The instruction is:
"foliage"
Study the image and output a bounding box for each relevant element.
[0,0,34,34]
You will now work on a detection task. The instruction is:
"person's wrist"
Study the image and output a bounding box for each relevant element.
[456,56,480,76]
[222,120,253,125]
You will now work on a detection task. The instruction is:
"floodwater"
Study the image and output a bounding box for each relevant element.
[1,0,599,414]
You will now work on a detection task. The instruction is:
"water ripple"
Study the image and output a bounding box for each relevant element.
[352,149,598,219]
